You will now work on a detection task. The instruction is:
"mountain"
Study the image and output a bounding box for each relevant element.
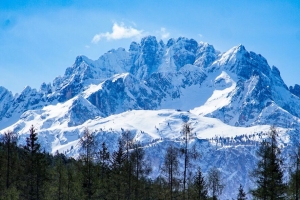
[1,36,300,198]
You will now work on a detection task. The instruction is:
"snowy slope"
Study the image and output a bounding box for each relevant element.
[1,35,300,198]
[1,105,293,199]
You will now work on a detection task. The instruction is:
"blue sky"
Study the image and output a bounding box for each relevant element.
[1,0,300,93]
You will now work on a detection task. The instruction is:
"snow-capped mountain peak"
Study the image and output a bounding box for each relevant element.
[1,36,300,198]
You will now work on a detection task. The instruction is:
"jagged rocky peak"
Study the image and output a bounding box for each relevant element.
[159,39,165,48]
[140,36,161,66]
[217,44,249,67]
[166,38,175,47]
[0,86,13,120]
[0,86,12,97]
[16,86,36,100]
[68,95,102,127]
[64,55,91,77]
[175,37,198,52]
[130,36,163,80]
[289,84,300,97]
[213,44,271,80]
[129,41,139,52]
[40,82,52,94]
[130,36,218,78]
[195,42,219,68]
[271,66,288,89]
[170,37,198,69]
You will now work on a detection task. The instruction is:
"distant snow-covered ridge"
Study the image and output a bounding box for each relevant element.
[1,36,300,198]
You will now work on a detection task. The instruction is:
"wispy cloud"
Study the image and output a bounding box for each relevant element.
[160,27,170,39]
[198,34,203,38]
[92,23,143,43]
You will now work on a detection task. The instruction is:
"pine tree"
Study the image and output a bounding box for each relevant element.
[237,184,247,200]
[109,139,127,200]
[288,144,300,200]
[66,158,84,200]
[0,131,20,199]
[2,131,18,190]
[251,126,286,199]
[52,152,68,200]
[94,142,110,199]
[22,125,48,200]
[189,167,208,200]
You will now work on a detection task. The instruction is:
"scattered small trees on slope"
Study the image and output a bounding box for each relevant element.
[251,126,286,199]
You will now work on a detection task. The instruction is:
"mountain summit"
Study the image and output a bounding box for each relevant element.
[1,36,299,198]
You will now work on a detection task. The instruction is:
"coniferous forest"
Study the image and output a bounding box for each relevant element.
[0,124,299,200]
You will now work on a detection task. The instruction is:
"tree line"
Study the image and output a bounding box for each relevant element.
[0,124,298,199]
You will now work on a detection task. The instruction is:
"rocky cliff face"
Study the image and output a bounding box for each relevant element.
[1,36,300,198]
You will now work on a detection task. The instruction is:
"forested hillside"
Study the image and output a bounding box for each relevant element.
[1,124,299,200]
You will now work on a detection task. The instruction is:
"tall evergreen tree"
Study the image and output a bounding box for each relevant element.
[22,125,48,200]
[189,167,208,200]
[66,158,84,200]
[109,139,127,200]
[251,126,286,199]
[51,152,68,200]
[0,130,20,199]
[288,144,300,200]
[94,142,110,199]
[2,131,18,189]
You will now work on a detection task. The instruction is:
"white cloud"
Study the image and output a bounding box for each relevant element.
[92,23,143,43]
[198,34,203,38]
[160,27,170,39]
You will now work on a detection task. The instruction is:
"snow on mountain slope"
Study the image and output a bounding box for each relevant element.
[0,36,220,128]
[192,44,300,128]
[0,86,13,121]
[1,106,291,199]
[1,35,300,198]
[2,105,281,158]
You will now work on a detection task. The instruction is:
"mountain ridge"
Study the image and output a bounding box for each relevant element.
[1,35,300,198]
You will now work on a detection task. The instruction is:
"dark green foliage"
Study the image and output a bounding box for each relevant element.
[94,142,110,199]
[0,130,20,199]
[287,144,300,200]
[22,125,49,200]
[109,140,127,200]
[189,168,209,200]
[251,126,286,199]
[3,123,298,200]
[0,125,212,200]
[130,143,151,200]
